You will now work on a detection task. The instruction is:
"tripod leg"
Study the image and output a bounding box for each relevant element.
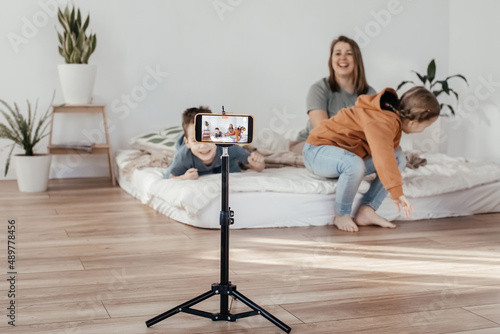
[146,289,215,327]
[232,289,291,333]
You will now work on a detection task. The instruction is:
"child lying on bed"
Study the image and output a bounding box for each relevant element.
[164,106,265,180]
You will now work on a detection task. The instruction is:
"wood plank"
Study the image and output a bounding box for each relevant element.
[225,308,498,334]
[1,177,500,333]
[448,329,500,334]
[464,303,500,324]
[280,286,500,323]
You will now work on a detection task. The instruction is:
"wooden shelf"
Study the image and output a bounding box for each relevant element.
[48,104,115,185]
[51,104,106,113]
[47,143,110,155]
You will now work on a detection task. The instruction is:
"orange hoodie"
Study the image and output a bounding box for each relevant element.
[229,128,241,142]
[306,88,404,199]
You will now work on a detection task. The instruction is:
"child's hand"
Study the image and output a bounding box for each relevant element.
[180,168,199,180]
[394,195,414,218]
[248,152,265,172]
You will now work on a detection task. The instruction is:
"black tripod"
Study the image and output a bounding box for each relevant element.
[145,145,291,333]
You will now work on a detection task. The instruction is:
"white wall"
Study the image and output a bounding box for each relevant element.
[0,0,451,179]
[447,0,500,163]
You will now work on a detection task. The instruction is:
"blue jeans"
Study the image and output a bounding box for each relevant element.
[303,143,406,216]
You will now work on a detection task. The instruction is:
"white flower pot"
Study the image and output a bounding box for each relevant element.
[14,154,52,192]
[58,64,97,104]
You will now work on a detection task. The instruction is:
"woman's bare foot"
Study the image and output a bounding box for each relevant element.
[333,215,359,232]
[354,205,396,228]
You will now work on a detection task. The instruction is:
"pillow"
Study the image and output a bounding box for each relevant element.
[252,129,291,153]
[129,126,183,152]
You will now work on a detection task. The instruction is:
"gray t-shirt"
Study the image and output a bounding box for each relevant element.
[296,78,376,141]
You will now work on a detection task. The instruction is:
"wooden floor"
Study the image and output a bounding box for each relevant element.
[1,178,500,334]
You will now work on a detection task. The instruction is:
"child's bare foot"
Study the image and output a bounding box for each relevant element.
[333,215,359,232]
[354,205,396,228]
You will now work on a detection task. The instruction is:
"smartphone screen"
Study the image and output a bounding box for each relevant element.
[194,113,254,144]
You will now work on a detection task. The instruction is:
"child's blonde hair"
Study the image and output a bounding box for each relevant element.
[394,86,441,121]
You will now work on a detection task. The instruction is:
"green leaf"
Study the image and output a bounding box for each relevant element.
[58,8,71,33]
[163,141,175,147]
[140,133,157,139]
[65,33,73,55]
[414,71,427,85]
[427,59,436,83]
[82,15,90,32]
[4,144,16,176]
[76,9,82,29]
[447,105,456,115]
[446,74,469,86]
[148,138,167,144]
[32,93,54,150]
[448,88,460,101]
[76,28,85,50]
[69,49,81,63]
[396,81,415,91]
[0,124,18,141]
[433,90,443,98]
[0,101,23,143]
[164,129,183,136]
[27,99,36,142]
[81,44,90,64]
[441,80,450,94]
[441,103,455,115]
[92,34,97,53]
[70,7,76,28]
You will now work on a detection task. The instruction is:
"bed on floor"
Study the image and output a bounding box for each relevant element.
[115,128,500,229]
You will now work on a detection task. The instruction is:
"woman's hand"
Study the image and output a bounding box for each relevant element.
[394,195,414,219]
[248,152,265,172]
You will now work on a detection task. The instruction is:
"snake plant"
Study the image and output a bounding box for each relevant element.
[57,5,97,64]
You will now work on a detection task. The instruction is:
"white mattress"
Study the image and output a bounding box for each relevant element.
[116,150,500,229]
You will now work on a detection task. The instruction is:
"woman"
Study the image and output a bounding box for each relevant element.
[290,35,376,153]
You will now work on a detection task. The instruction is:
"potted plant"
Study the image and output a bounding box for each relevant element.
[203,121,210,139]
[0,98,52,192]
[57,4,97,104]
[397,59,468,115]
[397,60,469,153]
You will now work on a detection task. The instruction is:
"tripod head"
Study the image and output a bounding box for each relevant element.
[216,107,236,149]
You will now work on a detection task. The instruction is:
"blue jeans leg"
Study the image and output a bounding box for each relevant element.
[360,146,406,210]
[303,143,366,216]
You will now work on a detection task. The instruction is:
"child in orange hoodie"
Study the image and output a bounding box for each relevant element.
[228,127,243,142]
[303,86,440,232]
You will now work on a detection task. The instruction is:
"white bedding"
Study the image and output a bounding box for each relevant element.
[116,150,500,229]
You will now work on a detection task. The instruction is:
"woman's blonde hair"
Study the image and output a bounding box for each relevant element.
[395,86,441,121]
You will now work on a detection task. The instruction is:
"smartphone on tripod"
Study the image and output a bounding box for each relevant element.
[194,113,254,144]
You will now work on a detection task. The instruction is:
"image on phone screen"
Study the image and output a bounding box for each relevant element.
[195,114,254,144]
